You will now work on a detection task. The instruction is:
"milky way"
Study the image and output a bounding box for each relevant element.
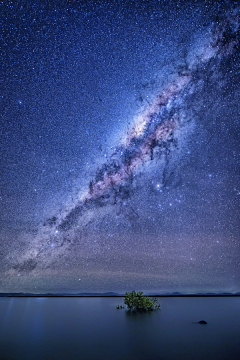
[51,9,239,233]
[1,2,239,294]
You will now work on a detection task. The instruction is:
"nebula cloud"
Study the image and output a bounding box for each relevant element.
[46,8,239,232]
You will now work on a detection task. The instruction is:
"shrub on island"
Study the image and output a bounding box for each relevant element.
[117,291,160,311]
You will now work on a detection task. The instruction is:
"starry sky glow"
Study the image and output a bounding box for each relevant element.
[0,0,239,294]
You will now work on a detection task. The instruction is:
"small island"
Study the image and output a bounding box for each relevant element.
[117,291,160,311]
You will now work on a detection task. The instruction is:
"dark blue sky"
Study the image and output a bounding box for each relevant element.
[0,0,239,294]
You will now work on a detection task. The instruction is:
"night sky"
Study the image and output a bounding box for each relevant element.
[1,0,239,294]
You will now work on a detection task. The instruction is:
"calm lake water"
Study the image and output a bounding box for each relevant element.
[0,296,239,360]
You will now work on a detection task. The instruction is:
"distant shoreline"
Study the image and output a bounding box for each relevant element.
[0,293,239,298]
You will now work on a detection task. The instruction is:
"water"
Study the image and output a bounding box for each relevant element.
[0,296,239,360]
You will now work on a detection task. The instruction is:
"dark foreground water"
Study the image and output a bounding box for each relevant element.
[0,296,239,360]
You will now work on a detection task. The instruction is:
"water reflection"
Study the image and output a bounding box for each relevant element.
[0,297,239,360]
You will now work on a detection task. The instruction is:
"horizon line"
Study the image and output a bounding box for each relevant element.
[0,292,239,297]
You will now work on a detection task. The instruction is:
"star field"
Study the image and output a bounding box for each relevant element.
[0,0,239,294]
